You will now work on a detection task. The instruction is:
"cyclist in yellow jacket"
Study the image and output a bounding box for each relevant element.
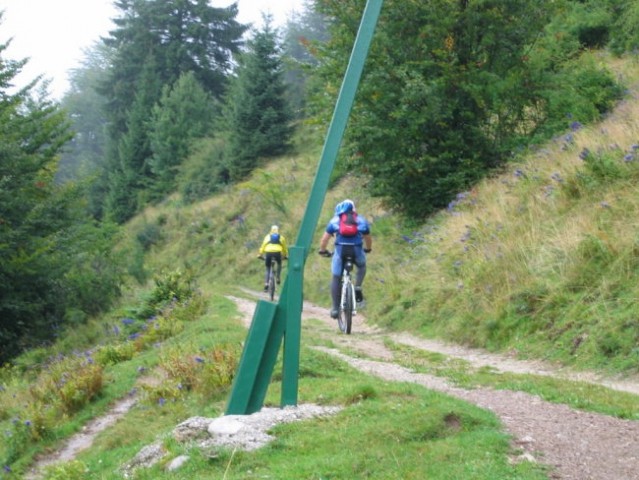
[258,225,288,290]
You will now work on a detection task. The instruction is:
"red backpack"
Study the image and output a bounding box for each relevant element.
[339,212,359,236]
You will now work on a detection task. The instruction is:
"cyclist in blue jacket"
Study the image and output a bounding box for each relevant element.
[318,199,372,319]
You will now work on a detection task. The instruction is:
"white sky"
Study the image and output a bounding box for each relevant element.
[0,0,304,99]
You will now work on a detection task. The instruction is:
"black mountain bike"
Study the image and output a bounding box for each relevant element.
[320,249,356,334]
[258,255,279,301]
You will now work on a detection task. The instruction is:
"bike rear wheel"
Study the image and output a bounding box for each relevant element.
[338,280,353,334]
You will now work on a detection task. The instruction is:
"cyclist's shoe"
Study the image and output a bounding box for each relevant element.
[277,277,281,284]
[330,309,339,319]
[263,284,269,291]
[355,287,366,308]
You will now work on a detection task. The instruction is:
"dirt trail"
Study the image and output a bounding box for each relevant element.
[230,292,639,480]
[25,396,137,479]
[28,292,639,480]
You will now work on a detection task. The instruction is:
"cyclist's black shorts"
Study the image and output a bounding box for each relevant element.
[265,252,282,268]
[339,244,356,262]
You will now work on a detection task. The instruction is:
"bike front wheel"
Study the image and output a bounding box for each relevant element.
[268,267,276,301]
[338,280,354,334]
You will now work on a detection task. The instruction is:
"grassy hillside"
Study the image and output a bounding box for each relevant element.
[361,53,639,374]
[125,53,639,376]
[2,53,639,479]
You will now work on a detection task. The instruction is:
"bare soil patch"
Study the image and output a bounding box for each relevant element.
[28,292,639,480]
[230,292,639,480]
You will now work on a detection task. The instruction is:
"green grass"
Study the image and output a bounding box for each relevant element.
[66,352,549,480]
[5,52,639,480]
[385,341,639,420]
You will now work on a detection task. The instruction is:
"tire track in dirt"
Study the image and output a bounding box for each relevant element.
[26,292,639,479]
[229,292,639,480]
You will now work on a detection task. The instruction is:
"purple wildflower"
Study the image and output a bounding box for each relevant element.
[579,148,591,160]
[121,318,135,326]
[4,465,11,472]
[158,397,166,407]
[514,168,526,178]
[570,121,583,131]
[128,332,140,341]
[194,356,205,364]
[543,185,554,197]
[624,153,634,163]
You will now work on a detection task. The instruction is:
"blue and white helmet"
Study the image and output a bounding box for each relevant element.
[335,199,355,215]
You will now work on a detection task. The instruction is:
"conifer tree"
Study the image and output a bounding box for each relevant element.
[225,16,293,181]
[0,17,121,361]
[282,0,330,118]
[148,72,217,197]
[101,0,246,222]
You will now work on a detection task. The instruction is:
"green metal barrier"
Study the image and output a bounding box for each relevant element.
[226,0,384,415]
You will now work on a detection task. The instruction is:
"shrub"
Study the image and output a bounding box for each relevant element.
[136,269,196,319]
[178,137,230,203]
[42,460,89,480]
[158,343,239,396]
[94,342,136,366]
[132,314,185,350]
[30,355,104,414]
[582,148,625,181]
[610,1,639,54]
[0,354,103,465]
[136,222,163,251]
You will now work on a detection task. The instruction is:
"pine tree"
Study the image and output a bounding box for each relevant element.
[148,72,217,197]
[101,0,247,222]
[282,0,330,118]
[0,16,121,362]
[225,16,293,181]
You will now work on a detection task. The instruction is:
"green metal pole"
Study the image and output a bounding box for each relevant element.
[225,0,384,415]
[281,246,304,406]
[280,0,384,406]
[295,0,384,251]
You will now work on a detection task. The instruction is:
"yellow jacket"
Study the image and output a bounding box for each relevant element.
[259,232,288,256]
